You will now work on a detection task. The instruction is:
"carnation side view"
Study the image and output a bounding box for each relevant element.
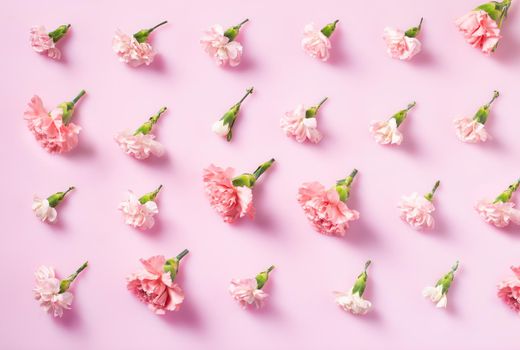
[454,90,499,143]
[383,18,423,61]
[32,186,75,224]
[369,101,416,146]
[118,185,163,230]
[475,179,520,228]
[422,261,459,309]
[115,106,167,159]
[200,19,248,67]
[498,266,520,314]
[302,20,339,61]
[398,181,440,230]
[334,260,372,315]
[29,24,70,60]
[203,159,275,223]
[34,261,88,318]
[212,87,254,141]
[455,0,512,55]
[24,90,86,154]
[229,265,275,309]
[280,97,327,144]
[298,169,360,236]
[127,250,189,315]
[112,20,168,67]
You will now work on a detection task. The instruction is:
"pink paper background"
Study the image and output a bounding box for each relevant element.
[1,0,520,349]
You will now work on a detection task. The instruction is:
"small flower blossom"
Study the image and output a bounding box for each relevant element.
[422,261,459,309]
[200,19,248,67]
[280,97,327,144]
[229,266,274,309]
[24,91,85,154]
[34,262,88,317]
[335,261,372,315]
[498,266,520,314]
[370,102,415,145]
[398,181,439,230]
[32,187,75,224]
[118,185,162,230]
[30,24,70,60]
[298,169,360,236]
[115,107,167,159]
[203,159,274,223]
[454,90,499,143]
[383,18,423,60]
[127,250,188,315]
[302,20,338,61]
[475,179,520,228]
[113,21,167,67]
[212,87,254,141]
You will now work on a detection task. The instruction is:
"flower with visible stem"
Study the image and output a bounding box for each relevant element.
[212,87,254,141]
[30,24,71,60]
[383,18,423,60]
[454,90,499,143]
[302,20,339,61]
[334,260,372,315]
[281,97,327,143]
[119,185,163,230]
[32,186,75,223]
[201,19,249,67]
[476,178,520,227]
[369,101,415,145]
[229,265,275,309]
[398,181,440,230]
[423,261,459,308]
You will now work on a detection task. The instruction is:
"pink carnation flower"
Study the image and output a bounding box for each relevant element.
[302,23,332,61]
[32,196,57,223]
[454,117,490,143]
[369,119,402,145]
[455,10,501,55]
[34,265,73,318]
[229,278,268,309]
[30,26,61,59]
[24,95,81,154]
[127,255,184,315]
[118,190,159,230]
[498,266,520,314]
[383,27,421,60]
[200,25,243,67]
[398,192,435,230]
[114,130,165,159]
[298,181,359,236]
[475,199,520,228]
[112,30,156,67]
[280,104,323,143]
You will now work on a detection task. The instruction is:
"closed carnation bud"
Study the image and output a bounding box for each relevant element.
[212,119,230,136]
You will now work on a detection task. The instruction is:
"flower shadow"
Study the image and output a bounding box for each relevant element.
[495,4,520,64]
[53,303,83,330]
[160,294,204,330]
[224,31,256,72]
[327,27,348,66]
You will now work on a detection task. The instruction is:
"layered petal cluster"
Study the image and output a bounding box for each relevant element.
[301,23,331,61]
[498,266,520,314]
[114,130,165,160]
[422,285,447,308]
[383,27,421,60]
[280,105,322,143]
[118,190,159,230]
[454,117,490,143]
[229,278,268,309]
[32,196,57,223]
[112,30,156,66]
[334,291,371,315]
[200,25,243,67]
[34,266,73,317]
[398,192,435,230]
[455,10,501,55]
[369,118,402,145]
[29,26,61,59]
[475,199,520,228]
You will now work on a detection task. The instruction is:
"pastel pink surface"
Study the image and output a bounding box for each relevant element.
[1,0,520,349]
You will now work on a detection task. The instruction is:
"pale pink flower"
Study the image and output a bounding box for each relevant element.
[369,118,402,145]
[203,165,254,223]
[334,291,372,315]
[302,23,332,61]
[422,285,448,308]
[398,192,435,230]
[32,196,57,223]
[24,96,81,153]
[498,266,520,314]
[112,30,156,67]
[298,182,359,236]
[454,117,490,143]
[455,10,501,55]
[383,27,421,60]
[475,199,520,228]
[280,105,322,143]
[229,278,268,309]
[114,130,164,160]
[118,190,159,230]
[127,255,184,314]
[200,25,243,67]
[29,26,61,60]
[34,265,73,317]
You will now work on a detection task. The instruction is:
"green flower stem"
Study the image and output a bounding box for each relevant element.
[336,169,358,202]
[256,265,275,289]
[47,186,75,208]
[149,20,168,32]
[164,249,189,281]
[351,260,371,296]
[436,261,459,294]
[72,90,86,105]
[321,20,339,38]
[176,249,189,261]
[134,21,167,43]
[393,102,416,127]
[138,185,163,204]
[495,179,520,203]
[474,91,499,124]
[424,180,440,201]
[59,261,88,293]
[224,19,249,41]
[135,106,167,135]
[253,158,275,180]
[236,87,254,106]
[405,18,423,38]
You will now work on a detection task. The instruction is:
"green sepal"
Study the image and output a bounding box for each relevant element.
[58,102,75,125]
[163,249,189,282]
[48,24,70,43]
[473,106,490,124]
[477,3,502,21]
[494,179,520,203]
[59,261,88,293]
[255,266,275,289]
[224,19,249,41]
[138,185,163,204]
[47,187,74,208]
[351,260,371,296]
[232,173,256,188]
[321,20,339,38]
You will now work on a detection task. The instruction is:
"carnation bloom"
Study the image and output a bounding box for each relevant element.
[127,250,188,315]
[212,87,254,141]
[369,102,415,145]
[422,261,459,309]
[280,97,327,144]
[302,20,338,61]
[229,266,274,309]
[112,21,167,67]
[475,179,520,228]
[34,262,88,317]
[115,106,167,159]
[383,18,422,60]
[454,90,499,143]
[24,91,85,154]
[118,185,162,230]
[203,159,274,223]
[398,181,439,230]
[498,266,520,314]
[32,187,75,224]
[200,19,248,67]
[30,24,70,60]
[298,169,360,236]
[335,261,372,315]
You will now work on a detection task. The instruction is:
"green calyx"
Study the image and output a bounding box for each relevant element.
[435,261,459,295]
[305,97,328,119]
[232,158,275,188]
[404,17,423,38]
[494,179,520,203]
[222,87,254,141]
[351,260,371,296]
[476,0,512,26]
[164,249,189,282]
[48,24,71,43]
[335,169,358,202]
[60,90,86,125]
[59,261,88,294]
[138,185,163,204]
[474,90,499,124]
[392,102,416,127]
[255,265,275,289]
[133,20,168,43]
[134,107,167,135]
[321,20,339,38]
[47,186,75,208]
[424,180,440,202]
[224,19,249,41]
